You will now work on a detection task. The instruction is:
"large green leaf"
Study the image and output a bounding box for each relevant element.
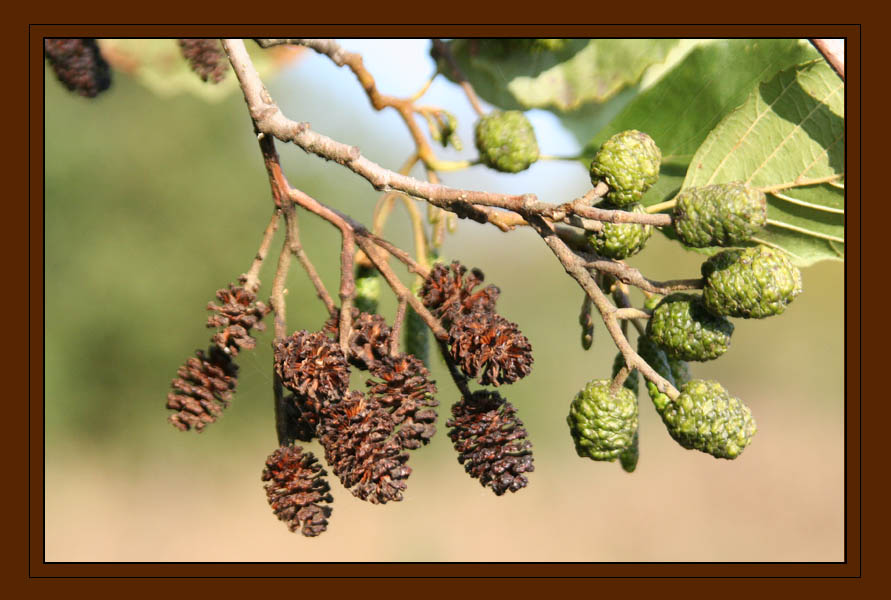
[683,60,844,266]
[437,39,678,113]
[581,39,820,206]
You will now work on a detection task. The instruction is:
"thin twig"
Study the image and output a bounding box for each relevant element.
[390,297,408,355]
[290,215,337,317]
[809,39,845,81]
[430,38,486,117]
[241,210,281,294]
[337,232,356,353]
[269,207,296,341]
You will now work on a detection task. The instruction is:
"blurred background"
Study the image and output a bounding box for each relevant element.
[44,39,844,562]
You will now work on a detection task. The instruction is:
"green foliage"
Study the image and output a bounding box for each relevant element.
[683,60,844,266]
[437,38,677,113]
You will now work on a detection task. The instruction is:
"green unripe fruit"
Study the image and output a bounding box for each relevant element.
[618,429,639,473]
[586,202,653,259]
[354,264,381,314]
[643,295,663,311]
[646,293,734,362]
[637,335,675,411]
[404,279,430,367]
[659,379,757,459]
[673,182,767,247]
[567,379,638,462]
[611,352,639,396]
[590,130,661,206]
[474,110,540,173]
[701,245,803,319]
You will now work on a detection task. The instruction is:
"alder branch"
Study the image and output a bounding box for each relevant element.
[241,210,280,295]
[225,39,669,233]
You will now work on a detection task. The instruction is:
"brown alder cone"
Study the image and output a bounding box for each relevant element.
[447,390,534,495]
[447,310,534,386]
[420,261,500,325]
[366,353,439,450]
[206,283,271,357]
[273,330,350,417]
[323,308,392,370]
[166,346,239,432]
[262,445,333,537]
[318,391,411,504]
[177,38,229,83]
[44,38,112,98]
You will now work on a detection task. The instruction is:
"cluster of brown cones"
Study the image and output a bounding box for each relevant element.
[165,261,536,537]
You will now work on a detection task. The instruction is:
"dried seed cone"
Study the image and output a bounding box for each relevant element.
[420,261,500,325]
[447,391,534,495]
[177,38,228,83]
[586,202,653,259]
[166,346,238,432]
[273,331,350,411]
[318,391,411,504]
[447,311,534,386]
[44,38,111,98]
[567,380,639,462]
[262,445,333,537]
[206,284,271,356]
[701,245,803,318]
[611,352,639,396]
[474,110,540,173]
[659,380,757,459]
[646,293,734,361]
[672,182,767,247]
[324,309,393,370]
[590,130,661,206]
[367,353,439,450]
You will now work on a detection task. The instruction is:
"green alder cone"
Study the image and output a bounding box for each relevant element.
[567,379,638,462]
[611,352,639,396]
[354,264,381,314]
[589,130,661,206]
[474,110,539,173]
[586,202,653,259]
[404,279,430,367]
[619,429,639,473]
[672,182,767,248]
[646,293,734,362]
[701,245,803,319]
[659,379,757,460]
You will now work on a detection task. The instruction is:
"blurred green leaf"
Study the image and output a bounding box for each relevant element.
[684,60,844,266]
[438,39,678,113]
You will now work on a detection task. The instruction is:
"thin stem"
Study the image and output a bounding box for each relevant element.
[430,39,486,117]
[337,232,356,353]
[438,340,474,399]
[269,208,296,341]
[390,297,408,355]
[241,210,281,294]
[646,199,677,214]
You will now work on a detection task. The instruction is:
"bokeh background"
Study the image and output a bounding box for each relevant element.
[44,39,845,562]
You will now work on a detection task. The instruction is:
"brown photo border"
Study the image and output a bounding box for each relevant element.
[26,23,860,584]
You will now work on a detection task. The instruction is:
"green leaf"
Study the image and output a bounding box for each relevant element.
[582,39,820,206]
[684,60,844,266]
[100,39,296,102]
[437,39,678,113]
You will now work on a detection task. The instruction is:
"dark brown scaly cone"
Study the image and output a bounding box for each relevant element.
[447,311,534,386]
[447,391,534,495]
[323,308,392,370]
[177,38,229,83]
[166,346,238,432]
[273,331,350,420]
[420,261,500,325]
[366,353,439,450]
[318,391,411,504]
[44,38,111,98]
[206,283,271,357]
[262,445,333,537]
